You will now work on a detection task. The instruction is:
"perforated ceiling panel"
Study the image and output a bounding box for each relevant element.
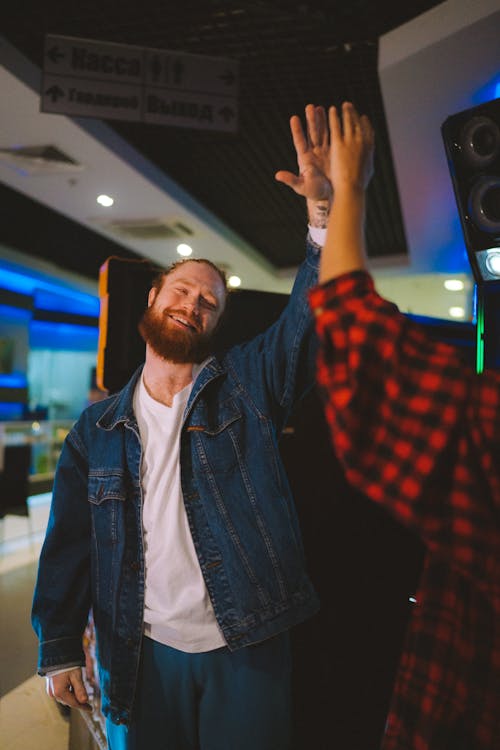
[3,0,443,278]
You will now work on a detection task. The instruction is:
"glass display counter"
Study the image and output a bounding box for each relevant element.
[1,419,107,745]
[0,419,73,492]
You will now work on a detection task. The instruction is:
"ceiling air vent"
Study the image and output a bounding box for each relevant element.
[100,218,195,241]
[0,144,84,175]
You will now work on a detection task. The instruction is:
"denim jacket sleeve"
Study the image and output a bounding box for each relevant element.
[227,238,319,432]
[31,424,92,675]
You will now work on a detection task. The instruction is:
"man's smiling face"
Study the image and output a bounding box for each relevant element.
[139,260,227,364]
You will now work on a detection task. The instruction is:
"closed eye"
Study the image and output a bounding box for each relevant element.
[201,297,217,311]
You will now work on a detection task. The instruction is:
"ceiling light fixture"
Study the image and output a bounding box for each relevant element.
[228,275,241,288]
[449,306,465,319]
[97,194,114,207]
[176,243,193,257]
[444,279,464,291]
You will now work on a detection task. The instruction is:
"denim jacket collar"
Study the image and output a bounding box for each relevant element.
[96,357,227,431]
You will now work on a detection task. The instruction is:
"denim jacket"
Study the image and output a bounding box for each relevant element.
[32,240,321,724]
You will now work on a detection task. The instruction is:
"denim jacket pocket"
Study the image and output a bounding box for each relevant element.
[88,472,128,549]
[194,398,242,436]
[190,400,243,476]
[88,472,127,505]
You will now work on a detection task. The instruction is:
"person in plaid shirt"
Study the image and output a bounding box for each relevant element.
[309,102,500,748]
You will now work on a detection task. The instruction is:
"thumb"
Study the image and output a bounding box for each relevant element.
[275,171,303,193]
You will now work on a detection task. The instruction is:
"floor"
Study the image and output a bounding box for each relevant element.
[0,494,70,750]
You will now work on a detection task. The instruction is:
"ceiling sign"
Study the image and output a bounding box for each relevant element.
[41,34,239,133]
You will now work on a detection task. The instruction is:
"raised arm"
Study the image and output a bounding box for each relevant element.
[309,104,500,602]
[319,102,374,281]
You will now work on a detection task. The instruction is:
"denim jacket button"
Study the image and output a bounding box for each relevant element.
[130,561,140,571]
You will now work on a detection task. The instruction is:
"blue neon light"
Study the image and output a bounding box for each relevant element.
[30,320,99,351]
[0,264,99,317]
[0,267,36,296]
[34,289,99,317]
[0,303,32,322]
[0,402,24,420]
[0,372,27,388]
[471,74,500,106]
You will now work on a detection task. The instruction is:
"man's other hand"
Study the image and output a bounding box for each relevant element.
[46,667,91,712]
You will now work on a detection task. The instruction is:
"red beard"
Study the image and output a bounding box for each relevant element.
[138,305,214,364]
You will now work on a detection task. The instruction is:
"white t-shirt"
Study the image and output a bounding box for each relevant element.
[133,371,226,653]
[309,225,327,247]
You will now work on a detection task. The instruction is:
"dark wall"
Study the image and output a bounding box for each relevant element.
[282,392,424,749]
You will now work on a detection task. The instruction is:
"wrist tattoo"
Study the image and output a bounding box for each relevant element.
[308,200,330,229]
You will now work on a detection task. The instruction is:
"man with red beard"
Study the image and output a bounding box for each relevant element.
[33,103,337,749]
[138,258,227,369]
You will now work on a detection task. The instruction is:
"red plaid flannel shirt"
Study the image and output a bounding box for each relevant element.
[309,271,500,750]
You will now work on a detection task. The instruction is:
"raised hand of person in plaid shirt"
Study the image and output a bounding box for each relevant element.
[309,103,500,748]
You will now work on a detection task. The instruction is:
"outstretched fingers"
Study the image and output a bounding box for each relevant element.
[274,112,308,189]
[316,106,329,147]
[306,103,327,148]
[289,114,308,156]
[342,102,354,139]
[328,105,341,144]
[360,114,375,148]
[343,101,365,141]
[331,103,374,147]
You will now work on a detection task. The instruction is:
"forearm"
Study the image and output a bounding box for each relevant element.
[32,435,92,673]
[239,239,319,430]
[319,185,366,283]
[312,277,500,595]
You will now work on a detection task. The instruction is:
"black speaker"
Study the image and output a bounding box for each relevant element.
[442,97,500,283]
[97,257,160,394]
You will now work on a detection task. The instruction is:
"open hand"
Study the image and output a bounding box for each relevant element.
[275,104,333,203]
[328,102,374,193]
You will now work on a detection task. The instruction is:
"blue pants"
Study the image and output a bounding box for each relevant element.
[106,633,291,750]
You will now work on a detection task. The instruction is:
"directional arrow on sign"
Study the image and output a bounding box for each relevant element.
[47,46,65,64]
[42,34,238,132]
[45,85,65,103]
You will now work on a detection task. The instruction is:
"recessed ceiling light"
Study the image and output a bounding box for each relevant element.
[444,279,464,291]
[97,194,114,207]
[228,275,241,288]
[177,243,193,257]
[449,306,465,319]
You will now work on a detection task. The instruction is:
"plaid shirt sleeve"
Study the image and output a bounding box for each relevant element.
[309,270,500,610]
[310,271,500,748]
